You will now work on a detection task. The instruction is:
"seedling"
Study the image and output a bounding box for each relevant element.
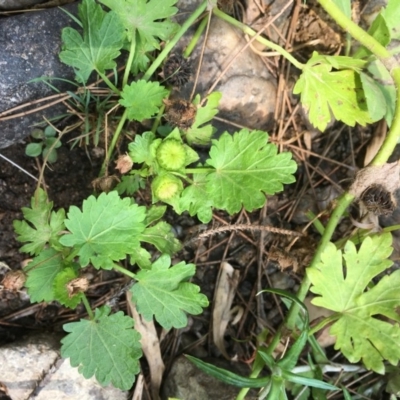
[25,125,61,163]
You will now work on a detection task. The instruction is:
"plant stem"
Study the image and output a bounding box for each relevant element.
[98,71,120,94]
[142,1,208,82]
[212,7,304,70]
[113,264,136,279]
[81,294,94,320]
[184,167,214,174]
[123,36,137,88]
[183,14,208,58]
[99,109,128,176]
[370,67,400,166]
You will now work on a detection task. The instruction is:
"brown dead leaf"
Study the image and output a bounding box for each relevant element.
[212,262,240,359]
[127,295,164,400]
[269,246,299,272]
[1,270,26,291]
[115,154,133,174]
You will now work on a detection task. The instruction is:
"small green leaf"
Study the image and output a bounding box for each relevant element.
[139,221,181,255]
[59,0,125,83]
[185,355,271,388]
[130,246,152,269]
[128,131,157,165]
[186,92,221,145]
[24,248,64,302]
[99,0,178,46]
[53,266,83,309]
[25,143,43,157]
[120,80,169,121]
[61,306,142,390]
[130,254,208,329]
[59,191,146,270]
[13,189,66,255]
[308,233,400,373]
[42,147,58,163]
[293,52,373,131]
[44,125,57,137]
[116,174,146,195]
[144,205,167,226]
[359,72,387,122]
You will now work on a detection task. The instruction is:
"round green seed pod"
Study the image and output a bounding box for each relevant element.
[152,174,183,202]
[156,139,186,171]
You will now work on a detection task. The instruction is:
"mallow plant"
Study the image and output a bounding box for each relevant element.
[10,0,400,396]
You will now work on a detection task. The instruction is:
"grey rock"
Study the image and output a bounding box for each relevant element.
[0,333,129,400]
[162,355,258,400]
[0,0,45,10]
[174,1,277,133]
[0,3,78,149]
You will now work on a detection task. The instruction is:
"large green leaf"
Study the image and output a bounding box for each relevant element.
[308,233,400,373]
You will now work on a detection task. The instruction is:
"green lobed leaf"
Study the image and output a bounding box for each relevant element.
[59,191,146,270]
[130,254,209,329]
[204,129,297,214]
[139,221,182,255]
[99,0,178,46]
[130,246,152,269]
[119,80,169,122]
[13,189,65,255]
[293,52,373,131]
[178,173,214,223]
[59,0,125,83]
[307,233,400,373]
[61,306,142,390]
[24,248,64,302]
[186,92,222,145]
[128,131,157,165]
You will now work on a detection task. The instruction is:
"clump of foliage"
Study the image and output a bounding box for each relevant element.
[12,0,400,397]
[25,125,61,163]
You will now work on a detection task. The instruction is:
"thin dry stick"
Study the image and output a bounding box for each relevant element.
[190,9,212,102]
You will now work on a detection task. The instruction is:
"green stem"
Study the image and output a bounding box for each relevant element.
[98,71,120,94]
[183,14,208,58]
[123,36,137,88]
[317,0,391,63]
[184,167,214,174]
[212,8,304,70]
[81,294,94,320]
[99,109,128,176]
[113,263,136,279]
[370,67,400,166]
[142,1,208,82]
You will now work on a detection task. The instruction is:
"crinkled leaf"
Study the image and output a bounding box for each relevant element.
[59,0,125,83]
[178,174,214,223]
[186,92,221,145]
[116,174,146,195]
[128,131,157,165]
[13,189,65,255]
[139,221,181,255]
[293,52,373,131]
[308,233,400,373]
[119,80,169,121]
[99,0,178,46]
[59,191,146,270]
[130,246,152,269]
[61,306,142,390]
[24,248,64,302]
[53,267,83,309]
[130,254,209,329]
[204,129,296,214]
